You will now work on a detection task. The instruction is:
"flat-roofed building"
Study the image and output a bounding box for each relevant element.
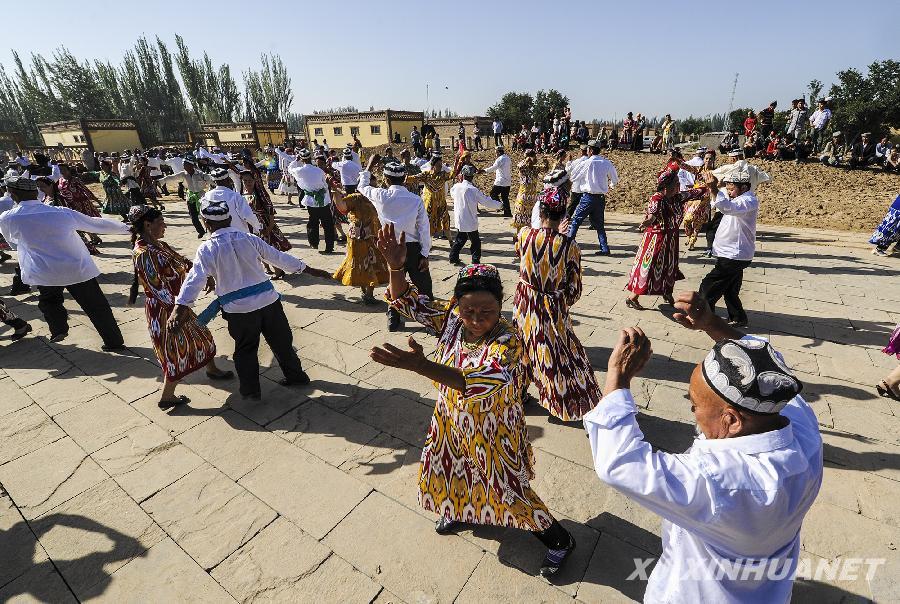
[425,116,492,148]
[195,121,288,150]
[305,110,423,149]
[39,119,144,154]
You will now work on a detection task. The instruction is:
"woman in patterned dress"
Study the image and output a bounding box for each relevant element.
[99,160,132,219]
[136,157,162,210]
[240,170,291,279]
[370,223,576,578]
[127,205,232,409]
[680,150,717,250]
[869,193,900,256]
[38,175,100,255]
[625,165,709,310]
[332,192,388,304]
[511,150,549,236]
[514,172,600,421]
[406,152,453,240]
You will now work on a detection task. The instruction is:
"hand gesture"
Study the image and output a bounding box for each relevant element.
[375,223,407,270]
[558,218,571,234]
[303,266,333,280]
[606,327,652,388]
[672,291,715,331]
[370,335,426,373]
[367,154,380,172]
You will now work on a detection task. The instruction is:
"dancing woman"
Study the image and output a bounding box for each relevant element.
[406,152,453,240]
[370,223,576,578]
[511,149,549,236]
[99,160,132,219]
[332,192,388,304]
[869,193,900,256]
[127,205,233,409]
[239,170,291,279]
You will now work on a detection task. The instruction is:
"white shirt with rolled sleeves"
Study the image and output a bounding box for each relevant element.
[808,108,831,130]
[175,227,306,314]
[0,199,130,286]
[358,170,431,257]
[200,186,261,234]
[566,154,589,193]
[158,169,214,194]
[712,190,758,261]
[482,154,512,187]
[583,336,823,604]
[331,159,362,187]
[289,163,332,207]
[450,180,502,232]
[569,154,618,194]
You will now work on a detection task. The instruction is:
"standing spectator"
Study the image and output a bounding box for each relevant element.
[621,112,635,147]
[875,136,893,166]
[785,99,808,142]
[819,132,845,167]
[808,99,832,152]
[849,132,877,169]
[743,110,757,137]
[633,113,646,151]
[410,126,423,156]
[491,118,503,146]
[530,122,540,144]
[662,114,676,150]
[457,122,466,149]
[472,123,483,151]
[757,101,777,137]
[576,121,588,144]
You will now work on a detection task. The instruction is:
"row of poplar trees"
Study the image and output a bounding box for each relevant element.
[0,35,297,146]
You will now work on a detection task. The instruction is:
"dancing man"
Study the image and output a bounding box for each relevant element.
[567,139,619,255]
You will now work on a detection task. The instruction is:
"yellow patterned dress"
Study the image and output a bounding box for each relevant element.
[332,194,389,287]
[511,158,546,231]
[133,238,216,381]
[407,168,452,235]
[513,227,600,420]
[389,285,555,531]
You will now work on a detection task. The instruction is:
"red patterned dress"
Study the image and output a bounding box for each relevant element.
[389,285,555,532]
[133,238,216,381]
[247,193,291,252]
[626,187,707,295]
[513,227,600,421]
[56,177,101,217]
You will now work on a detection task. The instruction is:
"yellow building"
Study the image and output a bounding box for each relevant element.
[39,119,144,154]
[197,121,288,150]
[304,110,423,149]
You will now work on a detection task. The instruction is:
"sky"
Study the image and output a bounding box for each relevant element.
[3,0,898,122]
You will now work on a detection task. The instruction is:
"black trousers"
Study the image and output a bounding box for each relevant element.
[490,185,511,216]
[188,200,205,237]
[224,300,305,396]
[565,191,583,219]
[534,519,569,549]
[494,134,503,146]
[699,257,752,323]
[37,278,123,346]
[704,211,723,250]
[449,230,481,264]
[389,242,433,323]
[307,205,336,251]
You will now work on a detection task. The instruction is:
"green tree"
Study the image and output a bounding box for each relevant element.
[807,79,823,107]
[531,89,569,130]
[728,107,753,132]
[243,54,293,122]
[827,60,900,139]
[486,91,533,134]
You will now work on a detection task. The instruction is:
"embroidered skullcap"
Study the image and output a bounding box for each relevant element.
[342,148,352,158]
[587,139,602,149]
[722,165,751,184]
[313,150,325,160]
[209,167,231,181]
[297,148,311,160]
[127,204,153,225]
[696,147,708,155]
[727,149,743,158]
[457,263,500,282]
[383,161,406,178]
[702,338,802,414]
[4,176,37,192]
[200,197,231,221]
[539,186,567,212]
[431,151,443,159]
[543,168,568,187]
[461,164,477,179]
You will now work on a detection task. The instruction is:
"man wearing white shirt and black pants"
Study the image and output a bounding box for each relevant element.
[0,177,130,348]
[564,145,589,218]
[585,293,821,603]
[699,165,759,328]
[567,139,619,255]
[290,149,336,254]
[158,158,215,237]
[170,197,331,399]
[448,165,502,265]
[492,118,503,147]
[480,146,512,217]
[359,156,432,331]
[331,148,362,194]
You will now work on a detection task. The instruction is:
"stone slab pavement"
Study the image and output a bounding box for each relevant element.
[1,195,899,603]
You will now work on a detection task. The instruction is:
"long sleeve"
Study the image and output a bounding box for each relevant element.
[250,235,306,273]
[460,334,520,412]
[607,163,619,188]
[63,208,131,235]
[234,194,263,232]
[387,284,448,335]
[712,190,754,215]
[175,249,209,307]
[416,199,432,257]
[157,171,187,188]
[472,186,502,210]
[482,158,501,174]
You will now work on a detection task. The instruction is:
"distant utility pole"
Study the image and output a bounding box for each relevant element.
[727,73,740,120]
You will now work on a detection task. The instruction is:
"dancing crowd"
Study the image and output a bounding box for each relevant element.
[4,119,900,601]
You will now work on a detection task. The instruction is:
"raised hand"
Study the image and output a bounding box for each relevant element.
[375,223,407,270]
[370,336,426,373]
[671,291,715,331]
[606,327,652,391]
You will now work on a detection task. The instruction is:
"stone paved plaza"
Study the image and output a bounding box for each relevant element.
[1,197,898,603]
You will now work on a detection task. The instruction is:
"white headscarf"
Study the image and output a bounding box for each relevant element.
[711,159,770,192]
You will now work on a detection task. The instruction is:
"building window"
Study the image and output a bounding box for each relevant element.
[370,125,381,135]
[241,133,254,139]
[350,126,360,136]
[333,127,342,136]
[73,134,85,143]
[314,127,324,136]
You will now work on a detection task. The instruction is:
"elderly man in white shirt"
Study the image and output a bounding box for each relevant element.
[170,197,331,400]
[289,149,336,253]
[699,161,761,328]
[480,145,513,217]
[199,168,261,235]
[359,156,433,332]
[158,158,215,237]
[567,139,619,255]
[585,293,822,603]
[0,177,131,348]
[448,165,502,265]
[331,148,363,193]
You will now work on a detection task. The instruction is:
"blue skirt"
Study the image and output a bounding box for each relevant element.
[870,205,900,247]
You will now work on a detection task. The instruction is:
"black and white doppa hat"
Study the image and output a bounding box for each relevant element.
[383,161,406,178]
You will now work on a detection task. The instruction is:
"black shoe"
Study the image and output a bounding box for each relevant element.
[10,323,31,341]
[502,212,512,218]
[597,250,611,256]
[242,391,262,401]
[101,343,126,352]
[9,284,30,296]
[279,372,310,387]
[319,249,334,255]
[449,258,462,266]
[728,320,749,329]
[539,533,576,580]
[158,395,190,410]
[49,332,68,343]
[435,517,459,535]
[197,232,205,239]
[205,370,234,381]
[388,318,403,332]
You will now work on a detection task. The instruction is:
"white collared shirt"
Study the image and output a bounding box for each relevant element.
[358,170,431,257]
[712,190,758,261]
[331,159,362,186]
[584,338,822,604]
[289,163,332,207]
[175,227,306,314]
[809,108,831,129]
[482,154,512,187]
[147,157,162,176]
[569,154,618,194]
[164,156,185,173]
[0,199,130,286]
[450,180,501,232]
[200,186,261,234]
[158,169,214,194]
[566,155,589,193]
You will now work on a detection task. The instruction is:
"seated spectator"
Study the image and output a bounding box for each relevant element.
[875,136,893,166]
[607,129,619,152]
[794,136,812,163]
[775,134,795,161]
[763,132,780,160]
[742,132,759,158]
[849,132,877,169]
[648,134,664,153]
[884,147,900,173]
[717,131,739,154]
[819,132,845,167]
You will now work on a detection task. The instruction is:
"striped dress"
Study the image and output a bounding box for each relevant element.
[513,227,600,421]
[869,194,900,250]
